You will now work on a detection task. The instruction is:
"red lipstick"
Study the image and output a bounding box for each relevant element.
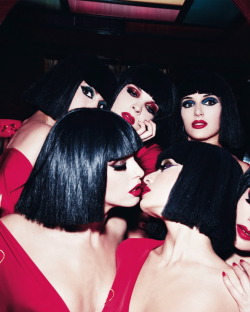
[122,112,135,125]
[192,120,207,129]
[141,185,151,196]
[129,184,142,197]
[237,224,250,241]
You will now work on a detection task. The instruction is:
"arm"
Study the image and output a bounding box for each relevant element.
[222,260,250,312]
[7,121,51,166]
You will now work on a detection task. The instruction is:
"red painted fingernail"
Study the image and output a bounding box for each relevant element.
[232,262,238,266]
[222,271,226,277]
[240,259,245,263]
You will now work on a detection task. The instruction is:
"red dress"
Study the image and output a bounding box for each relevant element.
[102,238,164,312]
[0,148,33,216]
[0,220,69,311]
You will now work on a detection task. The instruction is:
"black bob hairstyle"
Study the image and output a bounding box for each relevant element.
[156,141,243,259]
[175,70,244,150]
[112,64,176,121]
[16,108,143,228]
[238,168,250,199]
[23,53,117,120]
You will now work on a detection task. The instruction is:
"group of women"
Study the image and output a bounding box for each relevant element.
[0,52,249,311]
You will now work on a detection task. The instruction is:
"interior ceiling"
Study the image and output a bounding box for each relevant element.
[1,0,250,69]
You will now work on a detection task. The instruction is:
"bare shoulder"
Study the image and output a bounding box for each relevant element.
[7,119,52,165]
[239,160,250,172]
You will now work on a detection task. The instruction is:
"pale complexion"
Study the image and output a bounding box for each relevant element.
[1,155,144,312]
[223,188,250,312]
[111,84,158,142]
[181,92,249,172]
[128,159,239,312]
[7,81,104,165]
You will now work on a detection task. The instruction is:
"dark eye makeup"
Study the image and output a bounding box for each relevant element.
[81,86,94,99]
[127,86,140,98]
[202,97,219,106]
[181,100,195,108]
[109,159,127,171]
[159,159,177,171]
[145,102,159,116]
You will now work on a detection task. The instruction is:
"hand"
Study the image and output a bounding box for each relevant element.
[137,120,156,142]
[222,260,250,312]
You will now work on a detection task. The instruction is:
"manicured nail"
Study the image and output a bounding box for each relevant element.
[232,262,238,266]
[222,271,226,277]
[240,259,245,263]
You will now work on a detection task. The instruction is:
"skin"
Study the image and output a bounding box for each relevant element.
[223,188,250,312]
[128,159,239,312]
[1,154,144,312]
[7,80,104,165]
[181,92,249,172]
[111,84,157,142]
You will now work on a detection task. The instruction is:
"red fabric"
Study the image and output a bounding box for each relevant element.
[0,148,33,216]
[102,238,164,312]
[135,143,162,176]
[0,220,69,311]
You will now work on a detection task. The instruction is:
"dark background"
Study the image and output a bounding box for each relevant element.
[0,0,249,152]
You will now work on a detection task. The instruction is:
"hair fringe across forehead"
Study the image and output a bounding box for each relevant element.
[15,108,142,228]
[158,141,242,259]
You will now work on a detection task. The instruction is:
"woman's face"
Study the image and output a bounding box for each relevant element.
[140,159,183,217]
[111,84,159,131]
[68,81,105,111]
[181,93,222,144]
[234,188,250,251]
[104,156,144,213]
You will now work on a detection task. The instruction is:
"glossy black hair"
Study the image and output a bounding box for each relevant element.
[112,65,176,121]
[238,168,250,199]
[174,70,244,150]
[23,53,117,120]
[157,141,243,259]
[15,108,143,228]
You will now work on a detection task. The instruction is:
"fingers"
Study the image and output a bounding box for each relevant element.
[231,262,250,294]
[222,261,250,312]
[137,120,156,142]
[222,271,243,303]
[240,260,250,277]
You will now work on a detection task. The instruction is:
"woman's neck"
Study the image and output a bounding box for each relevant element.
[155,222,220,266]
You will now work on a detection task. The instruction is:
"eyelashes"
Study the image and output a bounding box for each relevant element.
[127,86,140,98]
[145,103,159,116]
[202,97,218,106]
[181,96,219,108]
[159,159,177,171]
[81,86,94,99]
[109,160,127,171]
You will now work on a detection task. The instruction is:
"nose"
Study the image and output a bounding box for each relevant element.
[135,161,144,179]
[132,103,142,114]
[194,104,204,117]
[143,171,157,185]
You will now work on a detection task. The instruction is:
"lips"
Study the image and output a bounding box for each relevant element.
[122,112,135,125]
[129,184,142,197]
[237,224,250,241]
[141,185,151,196]
[192,120,207,129]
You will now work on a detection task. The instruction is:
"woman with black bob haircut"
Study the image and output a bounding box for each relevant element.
[172,70,249,171]
[103,141,242,312]
[0,52,117,216]
[0,108,144,311]
[223,169,250,312]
